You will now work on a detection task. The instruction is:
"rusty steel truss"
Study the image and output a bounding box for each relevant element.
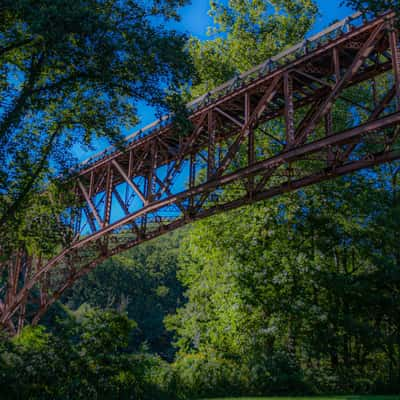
[1,11,400,332]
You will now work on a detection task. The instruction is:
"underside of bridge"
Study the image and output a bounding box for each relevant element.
[1,10,400,333]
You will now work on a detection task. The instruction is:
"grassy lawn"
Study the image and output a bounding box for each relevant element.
[202,396,400,400]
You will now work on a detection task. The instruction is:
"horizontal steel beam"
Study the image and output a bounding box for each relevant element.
[71,111,400,249]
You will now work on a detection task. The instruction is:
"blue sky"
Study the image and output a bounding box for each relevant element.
[75,0,354,162]
[173,0,353,38]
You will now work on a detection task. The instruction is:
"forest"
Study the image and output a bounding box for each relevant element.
[0,0,400,399]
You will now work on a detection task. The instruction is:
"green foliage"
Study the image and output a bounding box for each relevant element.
[0,0,194,255]
[188,0,318,97]
[344,0,400,14]
[0,308,179,400]
[173,352,246,398]
[63,229,185,359]
[169,172,400,395]
[164,1,400,397]
[171,350,310,398]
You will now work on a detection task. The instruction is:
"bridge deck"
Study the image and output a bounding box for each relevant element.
[74,11,395,200]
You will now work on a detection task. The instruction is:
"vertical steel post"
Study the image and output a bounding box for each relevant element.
[284,72,295,146]
[189,153,196,211]
[372,78,378,107]
[103,164,113,227]
[246,93,254,165]
[146,145,155,203]
[88,171,94,198]
[333,47,341,82]
[17,255,32,334]
[389,28,400,110]
[245,92,255,195]
[128,150,134,178]
[325,111,335,166]
[208,110,216,179]
[72,183,82,236]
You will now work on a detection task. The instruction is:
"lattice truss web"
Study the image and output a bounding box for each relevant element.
[1,10,400,332]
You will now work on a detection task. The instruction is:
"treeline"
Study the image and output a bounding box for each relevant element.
[62,230,185,361]
[167,173,400,396]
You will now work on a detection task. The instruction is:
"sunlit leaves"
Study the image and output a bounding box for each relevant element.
[189,0,318,97]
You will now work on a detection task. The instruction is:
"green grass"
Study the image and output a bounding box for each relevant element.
[202,396,400,400]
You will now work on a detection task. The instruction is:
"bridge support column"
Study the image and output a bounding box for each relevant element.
[207,110,216,179]
[389,28,400,110]
[103,164,114,227]
[189,153,196,209]
[284,72,295,147]
[245,92,255,196]
[333,47,341,82]
[325,112,335,166]
[145,143,158,203]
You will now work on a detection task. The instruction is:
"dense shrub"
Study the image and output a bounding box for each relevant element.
[1,314,399,399]
[173,352,245,399]
[0,310,177,400]
[171,350,310,399]
[244,350,310,396]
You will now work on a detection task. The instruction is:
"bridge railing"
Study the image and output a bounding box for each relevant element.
[186,12,367,110]
[72,11,377,175]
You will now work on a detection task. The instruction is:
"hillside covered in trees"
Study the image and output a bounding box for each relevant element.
[1,0,400,399]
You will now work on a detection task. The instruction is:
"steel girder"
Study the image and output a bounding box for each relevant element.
[1,11,400,330]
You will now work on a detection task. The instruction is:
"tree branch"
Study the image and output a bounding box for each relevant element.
[0,37,36,57]
[0,124,61,228]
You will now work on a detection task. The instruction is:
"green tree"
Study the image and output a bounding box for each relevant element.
[188,0,318,97]
[344,0,399,14]
[0,308,179,399]
[168,168,400,393]
[63,229,185,360]
[0,0,194,334]
[166,0,400,395]
[0,0,193,235]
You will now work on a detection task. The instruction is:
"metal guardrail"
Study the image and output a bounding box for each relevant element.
[72,11,374,174]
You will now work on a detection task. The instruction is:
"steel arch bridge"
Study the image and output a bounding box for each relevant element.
[1,10,400,332]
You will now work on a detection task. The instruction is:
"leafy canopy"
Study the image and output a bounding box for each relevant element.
[344,0,400,14]
[188,0,318,97]
[0,0,194,251]
[166,0,400,394]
